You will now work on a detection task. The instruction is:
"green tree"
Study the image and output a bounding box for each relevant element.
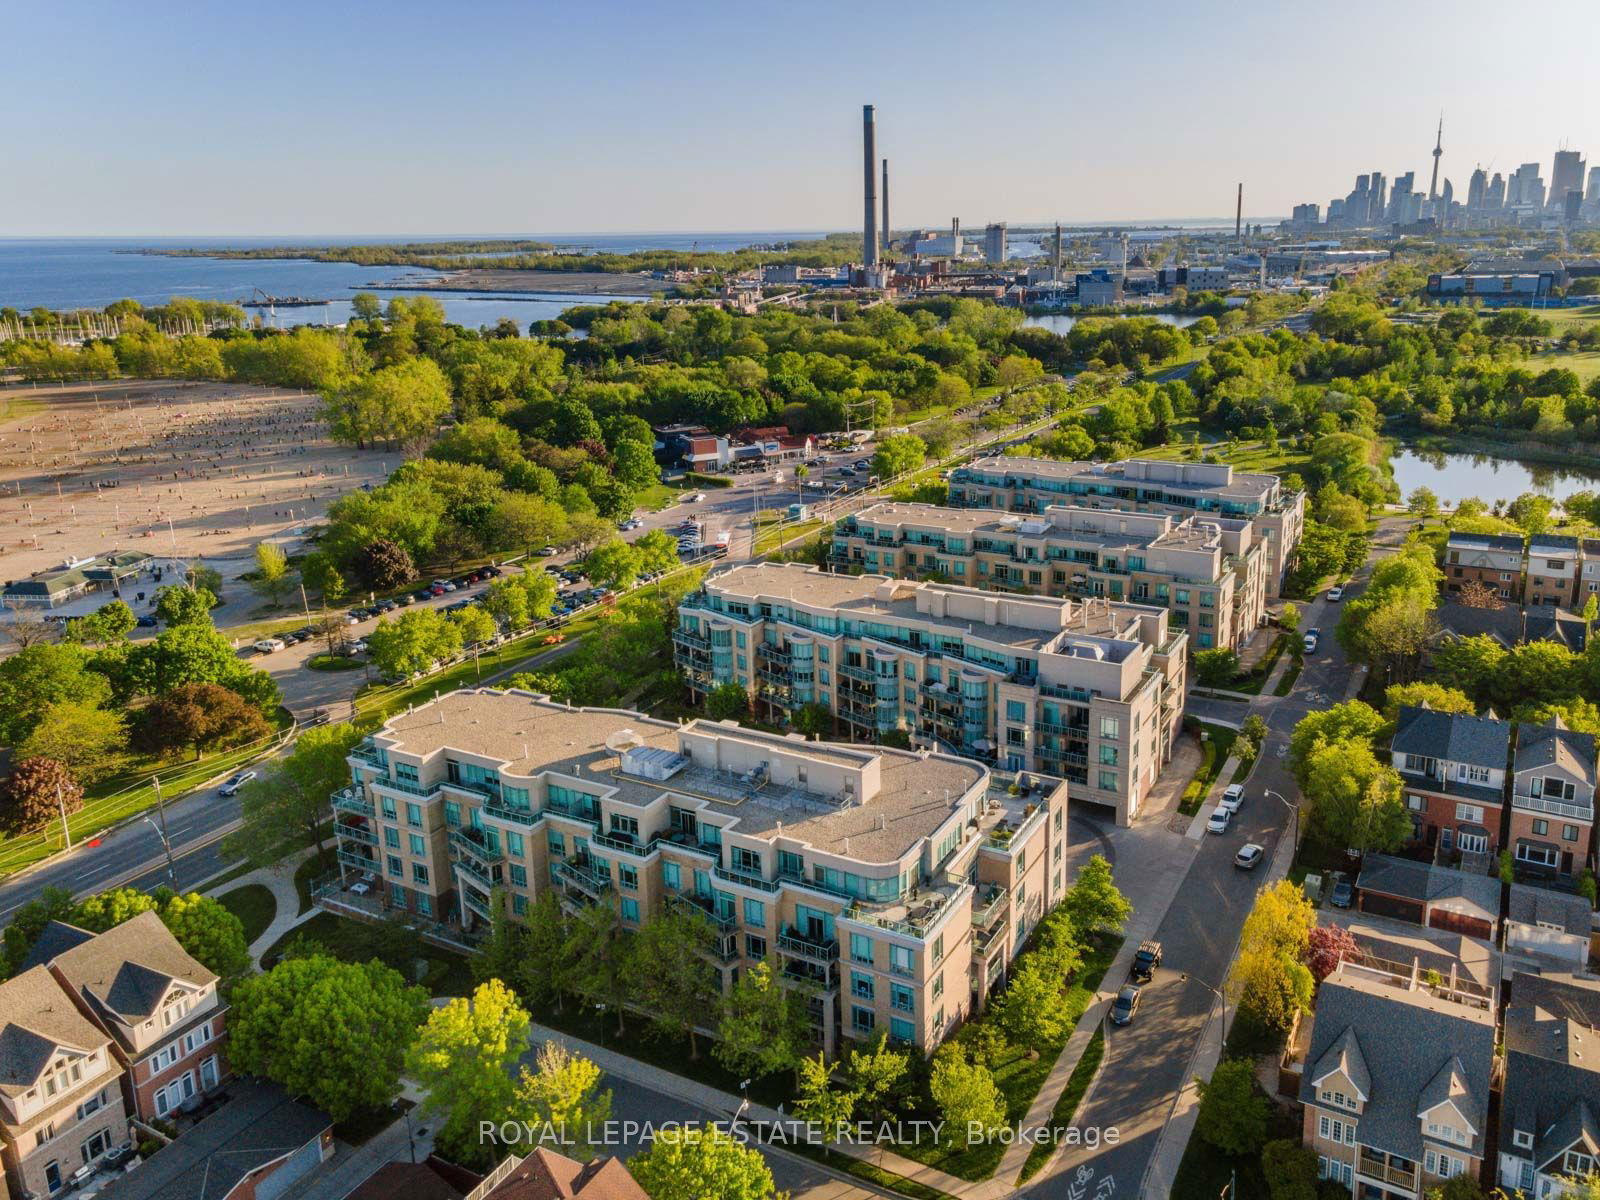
[0,887,76,979]
[408,979,531,1169]
[155,584,217,627]
[324,356,453,450]
[1060,853,1131,939]
[1278,602,1301,635]
[612,440,659,491]
[355,537,417,591]
[795,1052,856,1138]
[351,291,382,322]
[583,537,644,590]
[1261,1139,1320,1200]
[705,682,750,721]
[486,492,568,558]
[1288,701,1384,784]
[18,700,126,782]
[1193,647,1240,688]
[1194,1059,1269,1155]
[132,683,270,760]
[481,578,532,630]
[928,1044,1005,1147]
[872,433,927,480]
[992,962,1073,1045]
[1507,492,1555,535]
[627,912,719,1057]
[792,702,832,738]
[253,542,291,606]
[635,529,680,579]
[63,601,136,646]
[71,886,160,931]
[1407,487,1439,518]
[224,722,361,867]
[452,604,498,647]
[513,1040,614,1161]
[844,1031,910,1121]
[1302,739,1411,855]
[1230,881,1316,1033]
[367,608,463,678]
[0,644,112,745]
[715,960,811,1081]
[0,758,83,837]
[1382,681,1476,724]
[1424,1175,1486,1200]
[123,624,281,712]
[157,891,251,982]
[629,1127,780,1200]
[564,901,633,1034]
[231,953,427,1122]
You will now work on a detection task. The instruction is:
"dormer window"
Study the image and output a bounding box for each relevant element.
[1513,1130,1533,1150]
[161,991,194,1028]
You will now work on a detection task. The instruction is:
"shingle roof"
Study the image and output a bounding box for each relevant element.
[1502,991,1600,1167]
[1446,531,1524,552]
[1299,964,1496,1161]
[1433,602,1588,651]
[479,1149,649,1200]
[345,1161,472,1200]
[1510,971,1600,1028]
[1309,1026,1371,1099]
[1417,1056,1483,1136]
[1516,720,1597,784]
[17,919,96,973]
[0,965,112,1096]
[96,1078,330,1200]
[1355,854,1502,915]
[1508,885,1593,936]
[49,910,216,1030]
[1392,705,1511,770]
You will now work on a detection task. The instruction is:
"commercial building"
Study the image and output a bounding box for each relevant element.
[948,456,1305,597]
[2,552,155,609]
[829,501,1267,651]
[674,562,1185,824]
[1425,271,1556,303]
[332,687,1072,1054]
[983,223,1007,265]
[1073,270,1122,306]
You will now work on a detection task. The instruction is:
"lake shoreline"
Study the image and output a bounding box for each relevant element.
[1405,432,1600,473]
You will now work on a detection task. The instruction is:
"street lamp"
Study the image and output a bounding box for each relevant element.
[142,816,179,890]
[1265,788,1299,856]
[1182,972,1228,1062]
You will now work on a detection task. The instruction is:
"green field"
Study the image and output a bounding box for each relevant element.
[1532,348,1600,381]
[215,884,277,945]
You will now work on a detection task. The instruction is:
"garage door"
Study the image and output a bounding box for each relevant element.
[1358,892,1425,925]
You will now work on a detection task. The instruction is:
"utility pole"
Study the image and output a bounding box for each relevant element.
[151,775,177,888]
[56,780,73,851]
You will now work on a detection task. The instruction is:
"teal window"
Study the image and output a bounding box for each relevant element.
[1099,770,1118,790]
[850,933,874,964]
[512,893,527,915]
[405,802,422,828]
[890,945,914,975]
[746,934,767,958]
[1006,700,1026,721]
[412,863,429,885]
[408,833,425,855]
[507,832,524,857]
[777,850,803,878]
[889,1017,915,1042]
[851,972,874,1000]
[619,864,638,891]
[620,898,640,922]
[890,983,915,1012]
[417,893,432,916]
[443,801,461,828]
[548,832,565,856]
[663,862,681,890]
[387,855,402,878]
[510,864,527,887]
[381,797,397,820]
[851,1006,875,1033]
[744,898,765,927]
[384,827,400,849]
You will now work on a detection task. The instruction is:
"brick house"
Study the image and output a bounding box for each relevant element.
[1443,531,1523,601]
[1299,957,1496,1196]
[1526,534,1581,607]
[1509,718,1597,878]
[1497,972,1600,1195]
[41,912,228,1121]
[0,966,130,1199]
[1390,706,1511,859]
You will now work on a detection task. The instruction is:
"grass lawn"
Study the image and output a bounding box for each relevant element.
[259,910,477,998]
[1179,725,1238,816]
[755,517,825,557]
[308,653,364,671]
[0,392,46,423]
[892,935,1123,1182]
[1170,1013,1293,1199]
[1223,635,1287,695]
[1532,348,1600,382]
[637,480,696,511]
[215,884,276,945]
[1272,659,1303,696]
[1501,304,1600,337]
[1018,1027,1106,1184]
[787,1143,958,1200]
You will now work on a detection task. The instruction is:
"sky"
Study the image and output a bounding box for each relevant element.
[3,0,1598,237]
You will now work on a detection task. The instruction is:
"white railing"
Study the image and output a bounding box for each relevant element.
[1516,792,1594,821]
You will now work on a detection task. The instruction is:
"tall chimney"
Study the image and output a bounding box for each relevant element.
[1053,222,1063,281]
[1235,183,1243,241]
[882,159,890,253]
[863,105,879,270]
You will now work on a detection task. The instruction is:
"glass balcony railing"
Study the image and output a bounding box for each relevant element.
[332,787,374,817]
[334,821,379,847]
[715,864,781,893]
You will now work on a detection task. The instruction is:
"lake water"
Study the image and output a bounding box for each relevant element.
[1020,312,1205,335]
[0,233,822,330]
[1391,447,1600,506]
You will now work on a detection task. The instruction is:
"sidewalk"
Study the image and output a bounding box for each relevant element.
[1184,753,1243,840]
[202,846,322,966]
[525,1022,1007,1200]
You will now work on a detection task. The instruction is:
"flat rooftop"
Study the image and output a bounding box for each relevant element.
[959,456,1282,504]
[370,690,985,863]
[847,501,1226,554]
[697,562,1152,662]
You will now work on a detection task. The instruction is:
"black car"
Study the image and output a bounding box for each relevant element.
[1110,985,1142,1026]
[413,590,433,603]
[482,565,502,578]
[1130,940,1163,983]
[136,615,158,627]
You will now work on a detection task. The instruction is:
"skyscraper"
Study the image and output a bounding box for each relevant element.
[984,223,1007,265]
[1508,163,1544,208]
[1369,172,1387,223]
[1551,149,1586,209]
[1487,172,1506,209]
[1387,172,1415,223]
[1467,167,1487,209]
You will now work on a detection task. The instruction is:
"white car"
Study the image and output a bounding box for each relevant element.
[538,545,559,556]
[1219,784,1246,814]
[1303,629,1321,653]
[253,637,285,653]
[1327,586,1345,601]
[219,770,257,796]
[1205,806,1232,835]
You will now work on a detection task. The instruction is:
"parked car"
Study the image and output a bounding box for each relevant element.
[1205,806,1232,835]
[1303,628,1321,653]
[1219,784,1246,815]
[1110,985,1142,1027]
[376,599,397,613]
[253,637,285,653]
[413,589,433,602]
[1326,585,1344,602]
[399,592,417,605]
[219,770,257,796]
[1130,940,1162,983]
[1234,843,1265,870]
[1329,873,1354,909]
[482,565,503,577]
[440,581,457,593]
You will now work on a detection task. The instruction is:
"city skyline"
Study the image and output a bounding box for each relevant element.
[1,0,1597,237]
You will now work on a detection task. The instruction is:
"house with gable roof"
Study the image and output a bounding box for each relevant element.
[1509,717,1598,878]
[1499,972,1600,1195]
[1390,705,1511,860]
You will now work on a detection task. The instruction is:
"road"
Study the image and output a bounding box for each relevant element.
[1025,521,1405,1199]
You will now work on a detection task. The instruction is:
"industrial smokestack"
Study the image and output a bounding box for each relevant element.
[882,159,890,253]
[1235,183,1243,241]
[1053,222,1062,281]
[863,105,879,270]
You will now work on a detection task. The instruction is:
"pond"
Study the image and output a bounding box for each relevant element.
[1391,447,1600,507]
[1020,312,1205,335]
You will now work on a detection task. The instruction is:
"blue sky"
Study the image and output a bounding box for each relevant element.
[3,0,1596,236]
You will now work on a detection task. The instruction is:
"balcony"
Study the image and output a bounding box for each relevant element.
[1515,792,1594,821]
[974,918,1008,958]
[592,830,653,858]
[456,855,500,889]
[669,891,736,932]
[1357,1150,1418,1191]
[715,864,781,893]
[449,828,503,865]
[482,801,540,827]
[332,787,375,817]
[350,743,384,767]
[838,663,878,683]
[777,929,839,964]
[554,857,611,898]
[334,820,379,847]
[337,848,378,873]
[781,958,840,990]
[972,885,1009,929]
[672,630,711,653]
[462,890,492,921]
[374,775,442,798]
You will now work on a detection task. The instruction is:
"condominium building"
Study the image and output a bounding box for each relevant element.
[673,562,1185,824]
[947,457,1305,596]
[830,501,1267,651]
[331,688,1072,1055]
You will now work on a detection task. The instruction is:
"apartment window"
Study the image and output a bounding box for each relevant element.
[1099,745,1120,766]
[1098,770,1118,791]
[620,898,640,923]
[663,862,681,890]
[1006,701,1026,722]
[888,944,914,976]
[1565,824,1582,842]
[746,934,767,959]
[512,893,527,916]
[510,864,527,887]
[406,802,422,828]
[731,846,763,875]
[1460,764,1490,784]
[932,972,944,999]
[610,814,639,839]
[890,983,915,1012]
[932,933,945,963]
[387,854,403,878]
[412,863,429,886]
[443,801,461,828]
[744,898,765,927]
[80,1129,111,1165]
[381,796,397,820]
[408,833,426,856]
[1518,842,1560,867]
[1099,716,1120,741]
[852,972,875,1000]
[548,833,565,856]
[1533,819,1550,836]
[889,1017,915,1043]
[850,933,875,964]
[851,1006,875,1034]
[1406,794,1424,812]
[384,827,400,848]
[1454,803,1483,823]
[619,864,638,890]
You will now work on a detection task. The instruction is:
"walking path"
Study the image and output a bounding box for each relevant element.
[202,846,323,966]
